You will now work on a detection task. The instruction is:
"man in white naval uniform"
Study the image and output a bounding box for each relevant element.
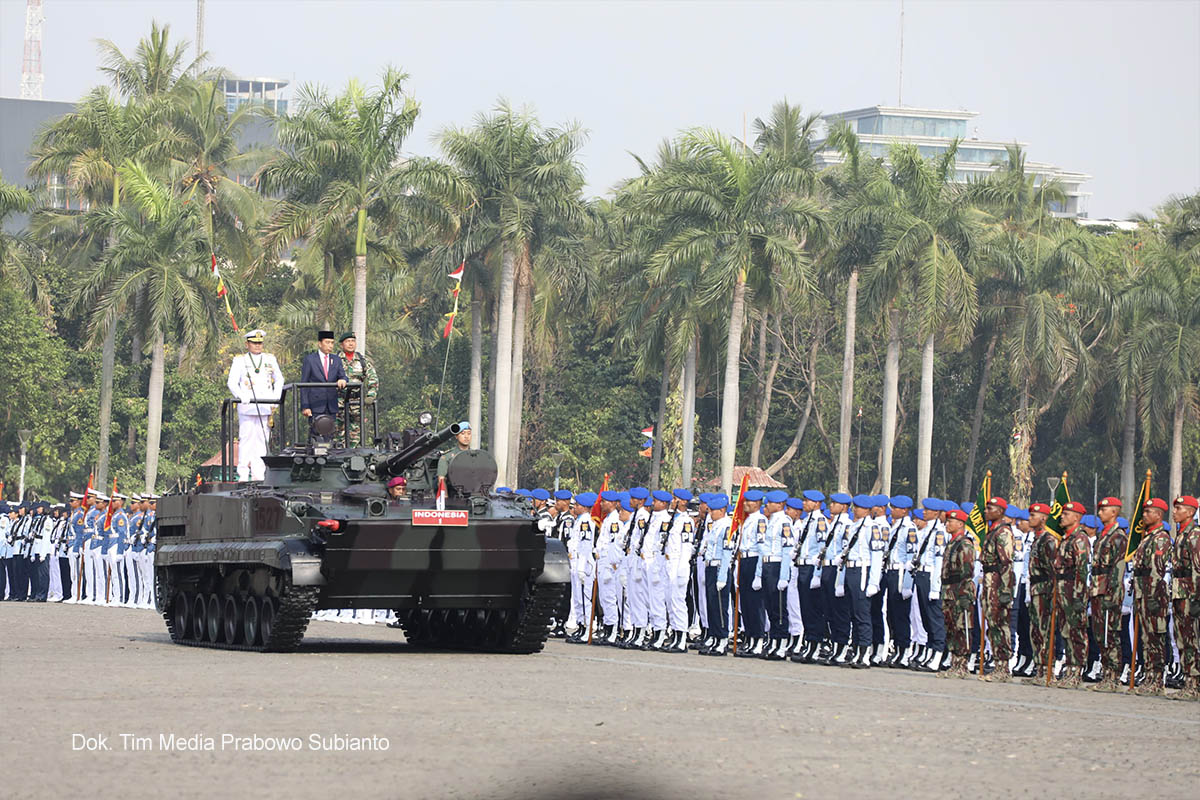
[226,329,283,481]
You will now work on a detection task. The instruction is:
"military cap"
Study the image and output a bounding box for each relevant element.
[338,331,356,343]
[920,497,939,509]
[1081,514,1100,529]
[69,491,85,499]
[742,489,764,503]
[946,509,969,522]
[553,489,573,501]
[708,494,729,511]
[574,492,598,507]
[515,489,531,497]
[651,490,672,504]
[620,496,634,513]
[960,502,974,514]
[92,493,110,502]
[1098,496,1122,509]
[673,488,693,502]
[852,494,872,509]
[1144,497,1168,512]
[1175,495,1199,510]
[889,495,913,509]
[1012,507,1030,521]
[628,487,650,501]
[1028,502,1053,515]
[317,329,335,340]
[911,509,925,521]
[387,476,406,489]
[869,495,887,507]
[785,497,804,510]
[496,486,513,495]
[1061,501,1087,515]
[131,493,142,502]
[697,492,714,505]
[458,421,471,431]
[530,488,550,501]
[802,490,825,503]
[600,490,620,502]
[829,492,852,505]
[986,496,1008,511]
[244,329,266,343]
[113,492,128,500]
[1117,516,1129,529]
[765,489,788,504]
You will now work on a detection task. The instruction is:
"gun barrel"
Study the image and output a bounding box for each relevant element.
[378,423,463,479]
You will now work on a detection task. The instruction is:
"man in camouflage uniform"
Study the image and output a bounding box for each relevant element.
[939,509,976,679]
[1052,501,1091,689]
[1089,497,1128,692]
[336,333,379,447]
[1169,495,1199,700]
[1131,498,1173,696]
[1025,502,1058,679]
[981,497,1016,682]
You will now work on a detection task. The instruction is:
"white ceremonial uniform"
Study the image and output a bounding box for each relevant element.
[227,350,283,481]
[597,511,623,626]
[625,507,650,630]
[644,509,672,631]
[664,509,696,633]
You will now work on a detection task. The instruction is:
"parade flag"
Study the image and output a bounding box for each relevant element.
[1124,470,1152,560]
[103,477,117,531]
[1045,472,1071,538]
[591,474,609,525]
[211,253,238,331]
[0,480,4,500]
[967,470,991,546]
[725,473,751,547]
[640,425,654,438]
[84,473,93,502]
[638,438,654,457]
[442,260,465,338]
[436,475,447,512]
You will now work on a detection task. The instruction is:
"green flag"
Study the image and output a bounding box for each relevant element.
[1045,472,1071,538]
[1124,471,1152,560]
[967,471,991,545]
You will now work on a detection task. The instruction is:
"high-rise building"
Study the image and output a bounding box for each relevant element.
[813,106,1091,218]
[217,76,289,116]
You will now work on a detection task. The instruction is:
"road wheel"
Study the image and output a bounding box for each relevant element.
[174,591,192,640]
[243,596,261,646]
[206,594,223,643]
[224,595,244,645]
[260,595,276,645]
[192,594,207,642]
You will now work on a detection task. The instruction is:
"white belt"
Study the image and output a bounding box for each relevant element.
[846,561,865,568]
[798,557,820,566]
[707,560,722,567]
[740,552,758,558]
[762,556,781,563]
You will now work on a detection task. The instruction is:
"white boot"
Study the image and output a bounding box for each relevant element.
[921,650,944,672]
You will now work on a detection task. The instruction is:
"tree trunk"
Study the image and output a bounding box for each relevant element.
[765,394,813,476]
[491,246,517,486]
[95,321,117,488]
[143,328,165,493]
[961,332,997,500]
[650,358,671,490]
[916,332,935,501]
[680,335,697,488]
[1120,390,1136,508]
[507,264,530,486]
[719,272,748,496]
[468,280,483,449]
[1169,392,1184,502]
[487,300,498,452]
[353,208,368,350]
[1009,377,1035,506]
[749,316,781,468]
[837,270,859,492]
[879,307,901,494]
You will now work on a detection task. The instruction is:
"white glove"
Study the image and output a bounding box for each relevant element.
[650,572,660,585]
[809,574,822,590]
[866,584,879,598]
[901,587,912,600]
[776,579,788,591]
[834,583,845,598]
[832,555,844,567]
[929,589,940,601]
[903,562,914,572]
[716,581,726,592]
[752,576,762,591]
[619,571,627,588]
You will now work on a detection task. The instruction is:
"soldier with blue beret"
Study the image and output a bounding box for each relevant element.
[566,492,597,643]
[661,489,697,652]
[788,489,829,662]
[642,490,674,649]
[700,493,734,656]
[622,487,653,648]
[814,492,853,664]
[594,490,624,645]
[877,495,917,667]
[910,498,950,672]
[734,489,768,657]
[755,489,793,658]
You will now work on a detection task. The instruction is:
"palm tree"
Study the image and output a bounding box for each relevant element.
[76,161,221,491]
[438,102,588,485]
[97,21,207,100]
[644,128,825,495]
[258,67,428,354]
[0,173,49,315]
[869,142,980,499]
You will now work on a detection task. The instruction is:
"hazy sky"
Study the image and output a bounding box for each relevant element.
[1,0,1197,218]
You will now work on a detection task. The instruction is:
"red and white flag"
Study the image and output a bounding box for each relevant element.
[442,260,466,339]
[640,425,654,437]
[211,253,238,331]
[436,476,447,511]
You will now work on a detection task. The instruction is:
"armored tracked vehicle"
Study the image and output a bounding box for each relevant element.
[155,382,568,653]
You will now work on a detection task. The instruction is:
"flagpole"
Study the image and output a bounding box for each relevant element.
[978,470,990,680]
[1126,470,1151,690]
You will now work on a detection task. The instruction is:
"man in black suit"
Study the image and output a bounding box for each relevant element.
[300,329,348,420]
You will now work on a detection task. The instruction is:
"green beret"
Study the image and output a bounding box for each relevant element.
[339,332,356,343]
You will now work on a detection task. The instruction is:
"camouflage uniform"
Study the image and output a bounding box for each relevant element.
[1053,524,1091,686]
[1088,521,1129,691]
[337,350,379,447]
[939,532,976,679]
[1131,523,1172,695]
[1170,520,1199,698]
[1027,529,1059,676]
[981,520,1015,680]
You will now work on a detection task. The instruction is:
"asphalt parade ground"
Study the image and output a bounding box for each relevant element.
[2,604,1196,800]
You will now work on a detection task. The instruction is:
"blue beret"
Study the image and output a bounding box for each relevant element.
[1081,514,1099,528]
[912,509,925,520]
[515,488,531,497]
[829,492,852,505]
[673,488,692,502]
[575,492,598,507]
[652,490,672,504]
[496,486,513,495]
[697,492,713,505]
[785,497,804,510]
[708,494,729,510]
[871,495,888,507]
[600,489,620,502]
[628,487,650,500]
[889,495,913,509]
[921,497,937,509]
[531,488,550,501]
[960,502,974,513]
[620,497,634,512]
[765,489,788,504]
[1117,516,1129,529]
[1011,507,1029,521]
[618,491,630,501]
[802,490,825,503]
[743,490,765,502]
[852,494,872,508]
[553,489,572,501]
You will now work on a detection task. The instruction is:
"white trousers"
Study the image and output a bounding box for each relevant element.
[237,411,271,481]
[106,552,124,605]
[787,569,804,635]
[666,565,688,632]
[69,551,83,601]
[84,548,105,603]
[696,559,708,628]
[571,568,594,628]
[597,565,620,625]
[139,551,155,607]
[910,592,928,645]
[647,559,668,630]
[48,556,63,600]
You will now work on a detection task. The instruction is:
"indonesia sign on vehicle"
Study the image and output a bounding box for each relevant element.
[411,509,469,527]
